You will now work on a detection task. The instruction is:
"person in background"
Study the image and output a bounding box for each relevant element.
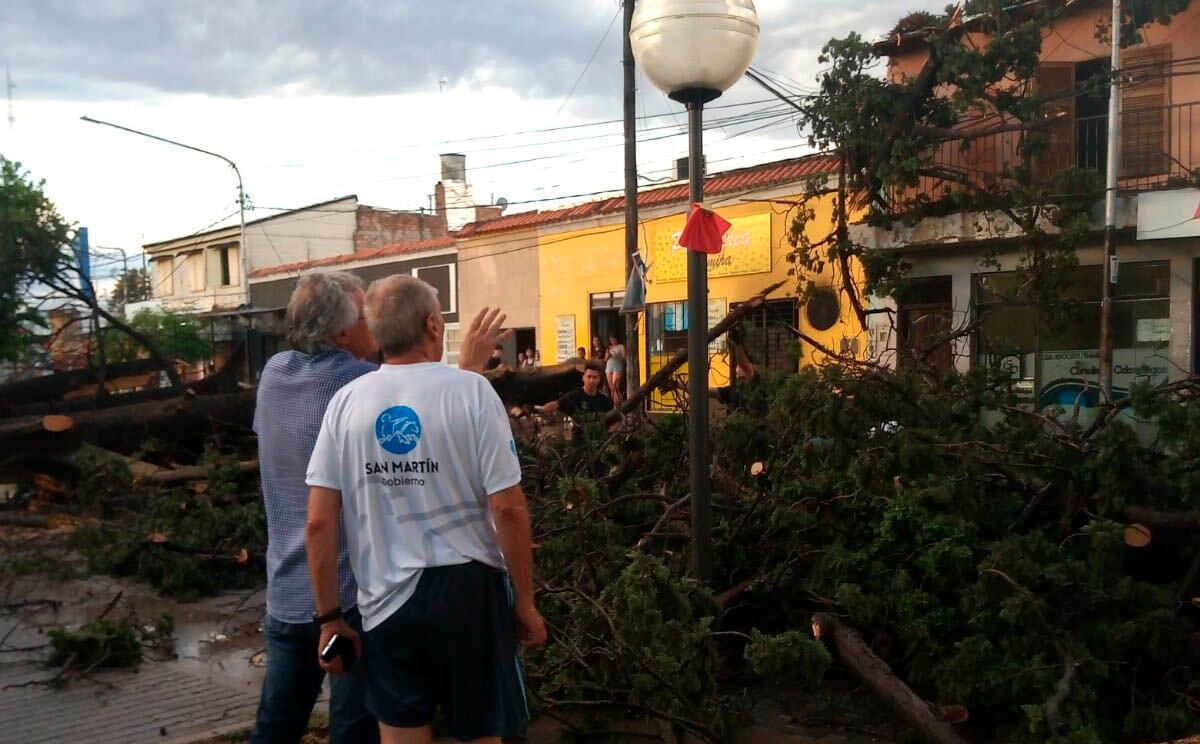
[605,334,626,406]
[305,275,545,744]
[251,270,510,744]
[523,347,539,369]
[576,346,588,361]
[537,362,614,417]
[591,337,605,362]
[485,344,504,371]
[516,351,527,369]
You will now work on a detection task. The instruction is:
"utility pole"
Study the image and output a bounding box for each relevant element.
[1099,0,1121,402]
[5,64,15,129]
[622,0,641,399]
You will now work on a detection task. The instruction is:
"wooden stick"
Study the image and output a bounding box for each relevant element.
[812,613,967,744]
[135,460,259,485]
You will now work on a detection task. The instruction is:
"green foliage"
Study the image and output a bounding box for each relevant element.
[523,365,1200,742]
[744,629,831,688]
[101,308,212,364]
[46,613,171,671]
[0,157,72,361]
[71,446,264,600]
[108,267,152,310]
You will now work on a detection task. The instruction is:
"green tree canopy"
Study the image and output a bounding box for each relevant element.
[101,309,211,365]
[0,156,183,388]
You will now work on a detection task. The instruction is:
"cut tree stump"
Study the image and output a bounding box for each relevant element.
[812,613,967,744]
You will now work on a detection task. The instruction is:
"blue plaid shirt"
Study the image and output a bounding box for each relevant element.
[254,349,377,624]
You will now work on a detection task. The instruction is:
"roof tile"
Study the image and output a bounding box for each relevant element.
[458,153,836,237]
[249,235,456,280]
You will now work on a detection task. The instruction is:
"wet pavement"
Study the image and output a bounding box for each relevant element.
[0,558,272,743]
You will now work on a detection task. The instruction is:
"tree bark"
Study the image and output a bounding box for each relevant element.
[135,460,260,485]
[0,390,256,456]
[0,358,164,410]
[812,613,967,744]
[483,361,584,406]
[1124,506,1200,531]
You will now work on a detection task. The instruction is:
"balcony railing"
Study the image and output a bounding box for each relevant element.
[887,100,1199,212]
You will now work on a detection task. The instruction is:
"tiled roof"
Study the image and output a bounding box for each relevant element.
[458,153,837,237]
[249,236,456,280]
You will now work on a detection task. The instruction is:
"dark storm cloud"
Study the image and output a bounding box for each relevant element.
[2,0,941,102]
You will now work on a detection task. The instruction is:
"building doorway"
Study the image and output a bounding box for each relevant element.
[590,291,626,353]
[898,276,954,374]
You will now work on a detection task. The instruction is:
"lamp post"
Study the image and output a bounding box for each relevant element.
[631,0,759,582]
[80,116,249,307]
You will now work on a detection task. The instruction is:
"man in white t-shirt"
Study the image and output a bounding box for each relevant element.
[305,274,545,744]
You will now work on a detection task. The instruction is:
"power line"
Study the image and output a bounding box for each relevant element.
[557,5,622,116]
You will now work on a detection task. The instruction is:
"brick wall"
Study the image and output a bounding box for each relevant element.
[355,206,447,253]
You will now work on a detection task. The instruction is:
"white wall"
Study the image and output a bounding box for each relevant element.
[244,197,357,272]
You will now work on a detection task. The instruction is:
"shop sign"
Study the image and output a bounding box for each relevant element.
[651,213,771,283]
[555,315,576,363]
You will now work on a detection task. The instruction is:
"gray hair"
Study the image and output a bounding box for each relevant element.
[365,275,440,356]
[285,271,365,353]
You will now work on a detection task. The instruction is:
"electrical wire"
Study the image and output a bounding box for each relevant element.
[556,5,622,116]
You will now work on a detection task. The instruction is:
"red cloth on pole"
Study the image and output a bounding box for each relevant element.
[678,203,732,255]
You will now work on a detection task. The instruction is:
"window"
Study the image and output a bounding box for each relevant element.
[217,243,239,287]
[151,257,173,298]
[415,264,454,314]
[1121,47,1170,178]
[975,262,1170,404]
[180,251,205,293]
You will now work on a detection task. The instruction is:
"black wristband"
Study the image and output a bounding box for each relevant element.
[312,607,343,625]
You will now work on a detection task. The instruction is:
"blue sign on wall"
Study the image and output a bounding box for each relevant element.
[72,227,92,300]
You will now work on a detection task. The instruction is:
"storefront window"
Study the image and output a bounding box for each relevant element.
[974,261,1171,405]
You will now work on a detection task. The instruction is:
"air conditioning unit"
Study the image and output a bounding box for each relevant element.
[674,156,707,181]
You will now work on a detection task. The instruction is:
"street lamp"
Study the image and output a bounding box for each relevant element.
[79,116,249,307]
[631,0,759,582]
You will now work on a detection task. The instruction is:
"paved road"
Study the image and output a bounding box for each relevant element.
[0,658,260,744]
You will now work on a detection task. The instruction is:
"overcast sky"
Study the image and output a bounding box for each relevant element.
[0,0,941,273]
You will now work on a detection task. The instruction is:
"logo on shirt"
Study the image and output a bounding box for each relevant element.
[510,440,517,455]
[375,406,422,455]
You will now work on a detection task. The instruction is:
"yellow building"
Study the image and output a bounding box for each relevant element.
[459,155,866,407]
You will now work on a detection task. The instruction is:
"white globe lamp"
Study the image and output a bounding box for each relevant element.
[630,0,760,105]
[629,0,760,583]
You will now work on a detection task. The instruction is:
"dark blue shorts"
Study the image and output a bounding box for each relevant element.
[362,561,530,739]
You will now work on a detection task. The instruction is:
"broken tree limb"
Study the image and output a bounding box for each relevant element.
[605,280,787,425]
[0,390,257,456]
[483,361,584,406]
[0,358,164,411]
[1124,506,1200,531]
[135,460,260,486]
[812,613,967,744]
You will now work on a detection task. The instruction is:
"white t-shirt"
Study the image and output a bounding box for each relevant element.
[306,362,522,631]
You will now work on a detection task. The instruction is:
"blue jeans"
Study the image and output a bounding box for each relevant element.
[249,608,379,744]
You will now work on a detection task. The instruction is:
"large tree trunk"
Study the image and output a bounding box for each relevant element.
[812,613,967,744]
[483,361,584,406]
[0,390,257,457]
[0,358,165,411]
[2,349,243,418]
[0,363,594,460]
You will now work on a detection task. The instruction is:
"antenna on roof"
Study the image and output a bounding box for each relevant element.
[496,197,509,212]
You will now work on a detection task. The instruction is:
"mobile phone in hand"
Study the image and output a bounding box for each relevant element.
[320,633,357,670]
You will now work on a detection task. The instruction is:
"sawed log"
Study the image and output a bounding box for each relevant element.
[812,613,967,744]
